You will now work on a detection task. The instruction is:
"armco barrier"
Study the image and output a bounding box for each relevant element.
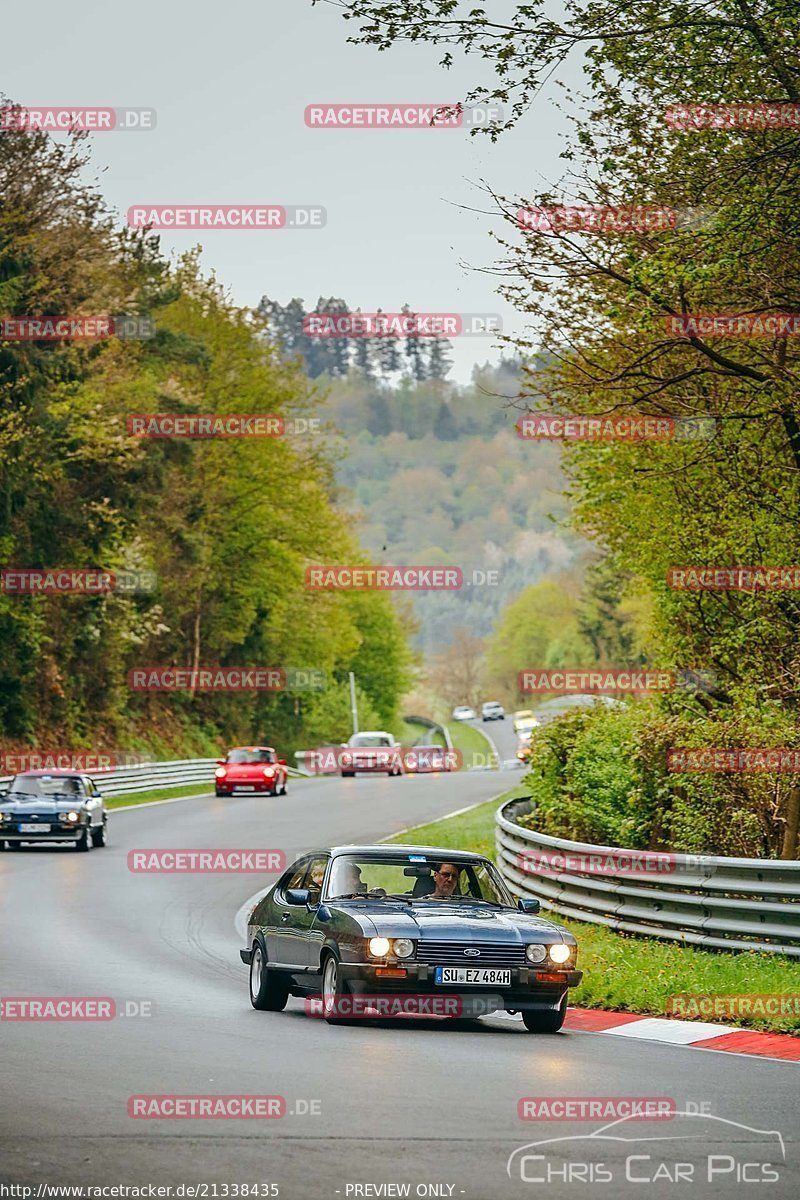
[0,757,307,799]
[496,796,800,957]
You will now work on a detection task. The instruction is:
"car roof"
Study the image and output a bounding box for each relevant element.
[300,844,492,862]
[11,769,89,778]
[229,745,276,751]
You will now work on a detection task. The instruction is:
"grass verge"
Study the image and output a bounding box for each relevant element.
[107,782,213,809]
[445,720,495,767]
[387,784,800,1033]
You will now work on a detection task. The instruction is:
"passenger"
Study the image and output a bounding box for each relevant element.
[431,862,460,900]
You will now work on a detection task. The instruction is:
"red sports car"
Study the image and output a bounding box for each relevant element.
[215,746,288,797]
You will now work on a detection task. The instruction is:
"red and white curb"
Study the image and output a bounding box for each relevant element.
[562,1007,800,1063]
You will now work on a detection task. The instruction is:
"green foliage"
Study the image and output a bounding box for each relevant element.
[0,116,413,758]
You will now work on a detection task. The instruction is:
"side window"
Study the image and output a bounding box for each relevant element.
[280,860,309,896]
[85,779,96,797]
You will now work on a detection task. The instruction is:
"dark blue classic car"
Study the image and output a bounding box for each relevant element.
[0,770,108,851]
[240,844,581,1032]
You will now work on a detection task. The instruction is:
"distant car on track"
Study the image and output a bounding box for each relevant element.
[451,705,477,721]
[340,731,404,778]
[513,709,535,732]
[403,745,458,773]
[481,701,505,721]
[0,770,107,851]
[241,844,581,1032]
[215,746,288,797]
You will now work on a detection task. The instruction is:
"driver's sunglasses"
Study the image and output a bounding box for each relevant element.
[436,870,459,879]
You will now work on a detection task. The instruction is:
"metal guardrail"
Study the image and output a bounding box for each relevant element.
[0,757,306,799]
[496,796,800,957]
[403,715,454,751]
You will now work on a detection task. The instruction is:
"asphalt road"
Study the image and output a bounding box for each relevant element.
[1,764,798,1200]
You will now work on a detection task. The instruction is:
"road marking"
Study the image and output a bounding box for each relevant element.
[605,1017,740,1043]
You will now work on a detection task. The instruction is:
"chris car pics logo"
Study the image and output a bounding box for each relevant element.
[507,1112,784,1185]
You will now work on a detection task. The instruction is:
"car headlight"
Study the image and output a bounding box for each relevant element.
[368,937,391,958]
[214,767,227,778]
[393,938,415,959]
[64,811,80,823]
[0,812,7,823]
[549,943,571,964]
[525,944,547,963]
[263,767,275,778]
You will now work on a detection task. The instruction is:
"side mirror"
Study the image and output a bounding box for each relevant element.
[285,888,311,906]
[518,897,540,915]
[216,759,226,767]
[277,759,287,767]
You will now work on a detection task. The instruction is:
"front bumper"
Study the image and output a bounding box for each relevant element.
[217,782,279,792]
[337,961,581,1009]
[3,826,84,842]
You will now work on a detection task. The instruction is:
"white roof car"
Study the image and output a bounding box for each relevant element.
[452,705,477,721]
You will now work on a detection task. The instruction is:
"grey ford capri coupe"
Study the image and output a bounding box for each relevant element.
[240,844,581,1032]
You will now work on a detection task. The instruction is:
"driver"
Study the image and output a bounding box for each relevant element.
[329,860,367,898]
[431,862,461,900]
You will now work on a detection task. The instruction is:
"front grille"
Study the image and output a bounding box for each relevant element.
[416,940,527,966]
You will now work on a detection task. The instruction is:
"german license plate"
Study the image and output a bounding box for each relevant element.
[234,786,255,791]
[434,967,511,986]
[20,823,49,833]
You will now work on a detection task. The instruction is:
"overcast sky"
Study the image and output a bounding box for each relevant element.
[3,0,578,381]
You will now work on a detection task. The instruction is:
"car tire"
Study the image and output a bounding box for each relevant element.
[7,840,20,850]
[249,941,289,1012]
[215,787,229,797]
[91,820,108,848]
[280,778,288,796]
[75,825,92,852]
[341,771,355,778]
[321,954,352,1025]
[520,996,567,1033]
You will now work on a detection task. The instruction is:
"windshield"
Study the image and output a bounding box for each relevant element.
[349,734,392,748]
[9,775,83,798]
[227,748,276,764]
[325,855,513,905]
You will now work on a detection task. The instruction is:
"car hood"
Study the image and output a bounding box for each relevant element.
[1,798,82,815]
[329,901,572,942]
